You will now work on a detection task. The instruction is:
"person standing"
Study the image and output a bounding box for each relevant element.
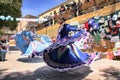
[0,43,7,61]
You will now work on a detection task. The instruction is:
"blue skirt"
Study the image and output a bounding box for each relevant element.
[43,30,90,70]
[15,32,52,57]
[43,43,90,70]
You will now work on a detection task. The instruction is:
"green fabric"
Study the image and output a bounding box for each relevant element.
[71,25,78,28]
[94,19,99,23]
[94,31,101,44]
[103,16,107,20]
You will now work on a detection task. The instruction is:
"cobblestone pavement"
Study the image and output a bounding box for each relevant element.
[0,50,120,80]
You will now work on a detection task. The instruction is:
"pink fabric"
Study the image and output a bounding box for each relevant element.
[106,52,114,60]
[83,38,88,42]
[113,50,120,56]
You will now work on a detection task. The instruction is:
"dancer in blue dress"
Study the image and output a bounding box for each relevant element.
[14,28,52,58]
[43,17,91,71]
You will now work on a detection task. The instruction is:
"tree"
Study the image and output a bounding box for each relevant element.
[0,0,22,30]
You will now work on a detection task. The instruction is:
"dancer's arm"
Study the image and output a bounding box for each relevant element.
[67,24,81,31]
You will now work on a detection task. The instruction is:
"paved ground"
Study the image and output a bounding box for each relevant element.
[0,48,120,80]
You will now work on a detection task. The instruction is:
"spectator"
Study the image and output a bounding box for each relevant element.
[71,1,77,17]
[48,13,54,26]
[0,43,7,61]
[0,38,6,43]
[66,6,71,10]
[43,15,49,27]
[77,0,82,15]
[53,11,58,24]
[85,0,90,3]
[59,4,66,15]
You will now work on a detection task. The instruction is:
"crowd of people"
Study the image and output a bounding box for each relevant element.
[38,0,118,28]
[42,0,90,27]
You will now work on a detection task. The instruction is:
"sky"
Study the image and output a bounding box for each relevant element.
[21,0,66,17]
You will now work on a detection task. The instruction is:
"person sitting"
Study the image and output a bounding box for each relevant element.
[0,43,7,61]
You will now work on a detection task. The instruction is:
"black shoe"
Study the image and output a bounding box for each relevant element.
[3,59,7,61]
[0,59,7,61]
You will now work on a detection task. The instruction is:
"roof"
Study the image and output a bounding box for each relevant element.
[38,0,74,17]
[24,15,38,18]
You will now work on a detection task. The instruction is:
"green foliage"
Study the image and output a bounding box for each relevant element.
[0,0,22,30]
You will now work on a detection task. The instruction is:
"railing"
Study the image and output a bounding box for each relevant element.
[36,0,118,30]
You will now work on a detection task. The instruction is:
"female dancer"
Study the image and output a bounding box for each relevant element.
[43,17,91,71]
[15,29,52,58]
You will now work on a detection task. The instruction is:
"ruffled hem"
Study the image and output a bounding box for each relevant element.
[43,51,92,71]
[43,31,92,71]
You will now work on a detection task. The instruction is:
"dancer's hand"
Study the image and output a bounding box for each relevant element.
[77,28,81,31]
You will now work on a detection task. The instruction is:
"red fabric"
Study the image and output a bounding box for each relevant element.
[109,26,119,35]
[116,20,120,28]
[85,22,89,30]
[52,39,56,43]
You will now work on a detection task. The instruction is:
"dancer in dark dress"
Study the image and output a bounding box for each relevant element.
[43,17,91,71]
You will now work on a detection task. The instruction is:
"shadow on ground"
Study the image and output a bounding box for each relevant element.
[100,66,120,80]
[0,69,8,75]
[1,65,93,80]
[17,57,44,63]
[0,69,8,79]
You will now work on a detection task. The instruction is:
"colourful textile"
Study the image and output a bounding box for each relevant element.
[85,22,89,30]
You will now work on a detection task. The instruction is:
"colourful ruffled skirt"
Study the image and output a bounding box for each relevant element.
[43,31,91,70]
[14,32,52,57]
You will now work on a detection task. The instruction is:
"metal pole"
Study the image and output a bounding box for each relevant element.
[6,27,9,53]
